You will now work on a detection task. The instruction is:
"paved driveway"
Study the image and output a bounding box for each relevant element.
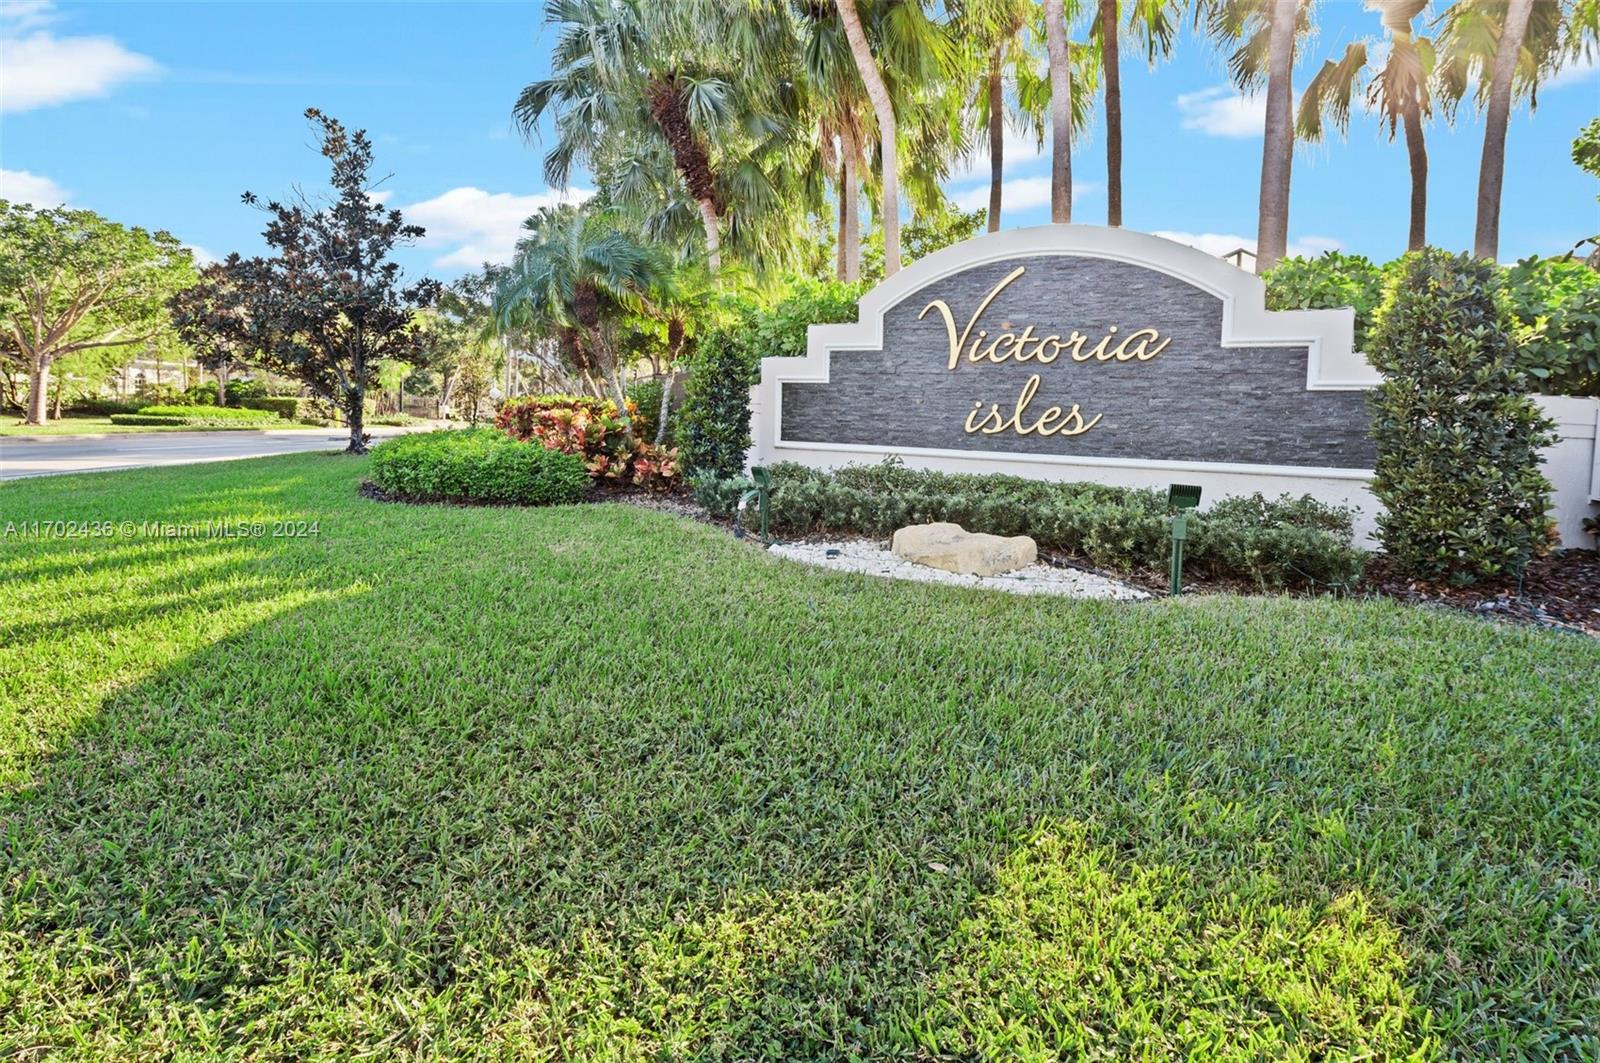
[0,426,425,481]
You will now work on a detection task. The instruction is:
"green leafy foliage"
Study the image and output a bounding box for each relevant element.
[496,394,636,479]
[238,396,303,420]
[625,377,665,442]
[1367,250,1557,583]
[1503,256,1600,396]
[704,461,1365,590]
[1263,251,1391,351]
[678,278,861,479]
[368,428,588,505]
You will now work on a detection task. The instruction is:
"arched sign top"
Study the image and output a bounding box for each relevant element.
[820,225,1374,392]
[749,224,1378,490]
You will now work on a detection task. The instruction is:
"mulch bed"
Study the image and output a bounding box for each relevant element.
[1357,551,1600,637]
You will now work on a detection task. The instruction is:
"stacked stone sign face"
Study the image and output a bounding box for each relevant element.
[748,226,1384,536]
[776,247,1373,470]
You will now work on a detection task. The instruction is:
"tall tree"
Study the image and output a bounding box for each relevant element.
[1094,0,1182,227]
[1043,0,1075,222]
[835,0,904,275]
[957,0,1044,232]
[169,262,252,406]
[1298,1,1435,251]
[1256,0,1298,271]
[1437,0,1570,260]
[492,203,663,435]
[220,109,438,454]
[516,0,802,275]
[0,202,194,425]
[1473,0,1534,260]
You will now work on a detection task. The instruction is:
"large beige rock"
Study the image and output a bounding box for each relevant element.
[890,522,1037,577]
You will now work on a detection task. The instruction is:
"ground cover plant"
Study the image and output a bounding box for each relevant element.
[0,415,317,437]
[698,460,1366,591]
[0,454,1596,1059]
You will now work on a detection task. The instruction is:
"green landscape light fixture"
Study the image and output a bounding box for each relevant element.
[1167,484,1202,597]
[735,466,773,545]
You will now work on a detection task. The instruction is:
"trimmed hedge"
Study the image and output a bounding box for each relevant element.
[697,461,1365,591]
[110,404,282,428]
[240,396,304,420]
[368,429,589,506]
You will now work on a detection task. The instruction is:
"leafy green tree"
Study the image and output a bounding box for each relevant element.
[492,203,663,435]
[0,201,195,424]
[1367,249,1556,582]
[216,109,439,453]
[1571,116,1600,264]
[169,262,252,407]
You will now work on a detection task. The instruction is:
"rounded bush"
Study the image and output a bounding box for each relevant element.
[367,429,588,506]
[110,404,282,427]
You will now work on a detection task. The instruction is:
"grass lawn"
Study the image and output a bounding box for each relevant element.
[0,415,322,437]
[2,453,1596,1060]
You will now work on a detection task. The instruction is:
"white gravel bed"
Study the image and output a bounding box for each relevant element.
[767,538,1150,601]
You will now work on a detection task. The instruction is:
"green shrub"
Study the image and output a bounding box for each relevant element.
[368,429,588,506]
[678,330,755,481]
[109,404,282,427]
[1264,251,1392,351]
[240,396,304,420]
[222,378,268,405]
[370,413,424,426]
[182,381,221,406]
[678,278,862,480]
[626,377,665,443]
[1367,250,1557,583]
[1503,256,1600,396]
[64,398,142,416]
[704,461,1363,591]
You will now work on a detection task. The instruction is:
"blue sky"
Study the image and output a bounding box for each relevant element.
[1,0,1596,280]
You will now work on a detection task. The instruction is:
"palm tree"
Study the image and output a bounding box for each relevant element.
[515,0,799,273]
[958,0,1045,232]
[1298,1,1435,251]
[493,204,663,433]
[1200,0,1313,272]
[835,0,905,275]
[1095,0,1183,227]
[1043,0,1075,222]
[1437,0,1567,260]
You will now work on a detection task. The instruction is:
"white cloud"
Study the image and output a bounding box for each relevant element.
[0,3,160,113]
[0,1,56,31]
[1547,51,1599,90]
[949,174,1100,214]
[0,167,68,205]
[1153,230,1343,261]
[185,243,218,266]
[1176,86,1267,138]
[401,185,593,270]
[947,126,1049,183]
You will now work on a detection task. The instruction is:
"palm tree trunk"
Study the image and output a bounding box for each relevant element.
[1100,0,1122,227]
[1044,0,1073,224]
[695,198,722,273]
[841,122,861,282]
[1401,95,1427,252]
[1474,0,1532,261]
[1255,0,1297,272]
[836,155,848,280]
[987,47,1004,232]
[25,357,49,425]
[835,0,900,276]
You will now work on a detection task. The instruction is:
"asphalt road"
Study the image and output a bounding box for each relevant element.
[0,426,423,481]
